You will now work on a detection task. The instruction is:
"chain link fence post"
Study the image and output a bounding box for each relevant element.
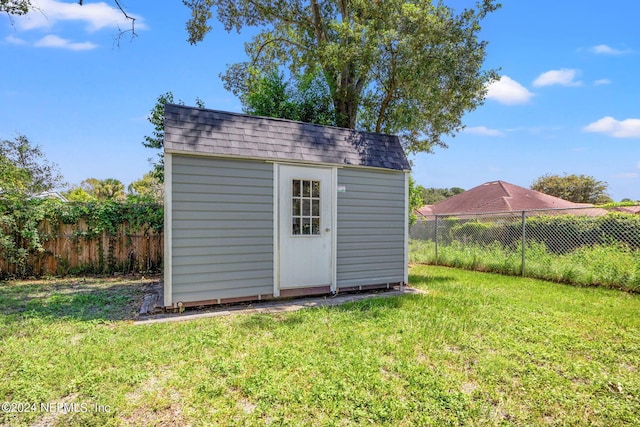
[521,210,526,276]
[434,215,439,266]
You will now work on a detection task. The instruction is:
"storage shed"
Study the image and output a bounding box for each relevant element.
[163,104,411,308]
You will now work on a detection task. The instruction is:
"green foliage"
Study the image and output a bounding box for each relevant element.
[0,0,31,15]
[531,173,612,204]
[0,134,65,199]
[601,200,639,207]
[0,198,163,278]
[127,172,164,203]
[243,70,335,126]
[143,92,205,182]
[66,178,127,202]
[65,187,96,202]
[420,186,465,205]
[67,174,164,204]
[450,221,499,245]
[0,155,29,197]
[408,174,423,225]
[524,213,640,253]
[185,0,500,152]
[93,178,126,201]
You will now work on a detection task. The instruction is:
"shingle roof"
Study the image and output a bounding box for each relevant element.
[163,104,410,171]
[417,180,605,216]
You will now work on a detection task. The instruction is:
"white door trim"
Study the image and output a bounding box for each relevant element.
[273,163,336,294]
[330,167,338,293]
[163,153,173,307]
[272,163,280,297]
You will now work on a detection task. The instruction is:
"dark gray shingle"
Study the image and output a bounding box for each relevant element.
[164,104,410,171]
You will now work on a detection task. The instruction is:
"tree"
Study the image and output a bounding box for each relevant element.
[0,134,64,198]
[65,187,97,203]
[421,187,465,205]
[127,172,164,203]
[408,175,424,225]
[184,0,500,152]
[0,0,30,15]
[0,155,28,196]
[244,70,335,126]
[69,178,126,202]
[531,174,613,205]
[94,178,126,201]
[143,92,204,182]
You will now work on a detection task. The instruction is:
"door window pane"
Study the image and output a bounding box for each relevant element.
[292,199,301,216]
[302,218,311,235]
[292,180,301,197]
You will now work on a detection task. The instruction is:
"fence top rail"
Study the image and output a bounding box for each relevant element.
[414,204,640,220]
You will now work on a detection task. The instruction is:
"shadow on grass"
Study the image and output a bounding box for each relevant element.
[237,292,432,331]
[0,280,147,323]
[409,272,456,289]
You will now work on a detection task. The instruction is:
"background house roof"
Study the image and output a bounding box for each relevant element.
[417,180,604,216]
[163,104,411,171]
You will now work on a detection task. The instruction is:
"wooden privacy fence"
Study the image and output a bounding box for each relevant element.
[0,219,163,278]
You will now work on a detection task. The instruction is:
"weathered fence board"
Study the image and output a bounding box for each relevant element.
[1,220,163,278]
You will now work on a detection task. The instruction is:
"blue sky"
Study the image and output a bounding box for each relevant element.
[1,0,639,200]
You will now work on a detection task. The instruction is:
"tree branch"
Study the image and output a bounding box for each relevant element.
[251,36,308,64]
[112,0,137,46]
[77,0,137,46]
[375,51,398,133]
[249,0,314,27]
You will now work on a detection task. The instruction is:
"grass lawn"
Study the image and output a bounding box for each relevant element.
[1,267,639,426]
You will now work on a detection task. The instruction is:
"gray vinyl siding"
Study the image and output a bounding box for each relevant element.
[170,155,273,303]
[336,168,407,287]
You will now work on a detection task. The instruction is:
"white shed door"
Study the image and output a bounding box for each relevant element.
[278,165,333,289]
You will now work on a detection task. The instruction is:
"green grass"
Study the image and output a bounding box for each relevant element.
[1,268,640,426]
[410,239,640,292]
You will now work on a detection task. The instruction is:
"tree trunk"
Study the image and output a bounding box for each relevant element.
[334,98,357,129]
[332,63,364,129]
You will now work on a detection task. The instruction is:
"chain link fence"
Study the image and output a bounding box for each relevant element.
[410,206,640,291]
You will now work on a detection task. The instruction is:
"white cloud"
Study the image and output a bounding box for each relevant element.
[533,69,582,87]
[591,44,632,55]
[34,34,97,50]
[504,125,563,135]
[485,76,534,105]
[17,0,145,32]
[5,35,28,45]
[594,78,611,86]
[464,126,504,137]
[616,172,639,179]
[583,116,640,138]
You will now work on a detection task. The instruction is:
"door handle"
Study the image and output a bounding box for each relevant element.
[325,228,331,232]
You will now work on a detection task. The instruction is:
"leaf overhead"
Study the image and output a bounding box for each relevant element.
[184,0,500,153]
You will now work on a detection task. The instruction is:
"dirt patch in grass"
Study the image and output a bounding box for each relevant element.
[0,274,160,322]
[122,368,190,427]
